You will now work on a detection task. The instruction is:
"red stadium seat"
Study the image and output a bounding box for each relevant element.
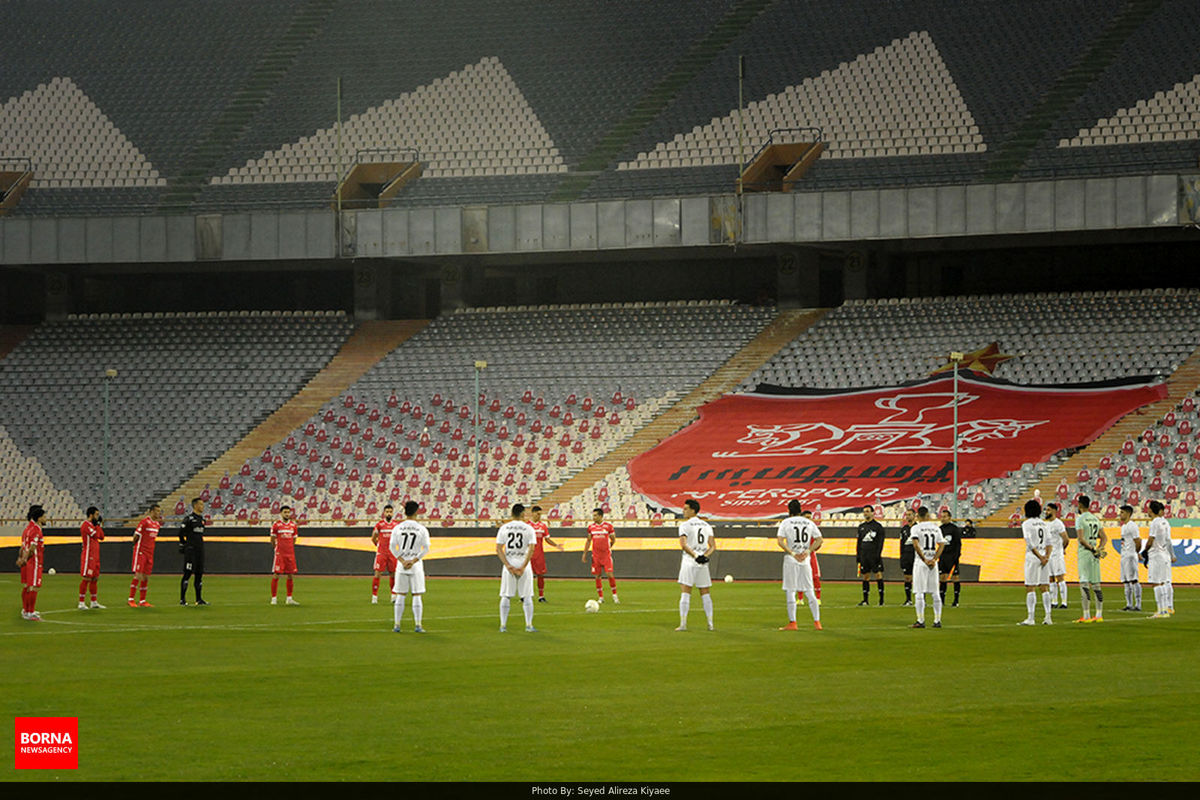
[1165,483,1179,500]
[549,405,562,418]
[323,409,336,423]
[355,402,367,417]
[348,421,360,436]
[232,481,246,496]
[1148,475,1164,492]
[522,390,533,404]
[316,428,328,443]
[534,396,545,411]
[336,414,349,428]
[368,407,380,422]
[343,395,355,409]
[1120,440,1134,455]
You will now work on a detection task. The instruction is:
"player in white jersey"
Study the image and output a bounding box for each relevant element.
[1117,504,1143,611]
[676,499,716,631]
[390,501,431,633]
[1019,499,1054,625]
[908,506,945,628]
[1144,500,1176,618]
[1044,502,1070,609]
[495,503,537,632]
[776,499,823,631]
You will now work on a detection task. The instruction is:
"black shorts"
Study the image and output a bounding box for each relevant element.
[938,557,959,577]
[858,556,884,575]
[900,554,914,576]
[182,545,205,575]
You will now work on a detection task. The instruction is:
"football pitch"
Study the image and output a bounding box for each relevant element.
[3,574,1197,783]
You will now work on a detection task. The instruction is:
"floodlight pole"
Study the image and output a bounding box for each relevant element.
[951,352,963,520]
[102,368,117,515]
[473,360,487,523]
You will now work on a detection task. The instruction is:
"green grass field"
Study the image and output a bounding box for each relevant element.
[3,573,1198,782]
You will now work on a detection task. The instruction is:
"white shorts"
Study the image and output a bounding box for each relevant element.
[1024,554,1050,587]
[1049,551,1066,577]
[393,561,426,595]
[782,555,814,593]
[1147,553,1172,584]
[1120,556,1140,583]
[499,562,533,598]
[678,557,712,588]
[913,559,940,595]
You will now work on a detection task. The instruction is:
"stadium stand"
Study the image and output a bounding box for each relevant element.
[4,0,1195,215]
[0,311,354,518]
[206,302,775,524]
[0,423,81,521]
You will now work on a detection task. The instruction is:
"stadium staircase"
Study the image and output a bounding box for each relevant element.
[156,0,337,213]
[538,307,828,508]
[164,319,428,510]
[549,0,778,202]
[982,342,1200,526]
[0,325,35,361]
[982,0,1164,181]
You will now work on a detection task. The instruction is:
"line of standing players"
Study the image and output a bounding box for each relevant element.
[861,505,970,611]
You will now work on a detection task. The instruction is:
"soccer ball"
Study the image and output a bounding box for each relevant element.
[724,574,733,583]
[584,599,600,613]
[47,568,56,575]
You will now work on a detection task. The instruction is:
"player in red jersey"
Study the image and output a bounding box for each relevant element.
[799,508,822,606]
[581,508,619,603]
[18,504,47,620]
[128,504,162,606]
[528,505,564,603]
[270,505,300,605]
[371,504,399,603]
[78,506,106,609]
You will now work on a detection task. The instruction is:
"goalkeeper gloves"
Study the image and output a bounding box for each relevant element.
[695,554,709,564]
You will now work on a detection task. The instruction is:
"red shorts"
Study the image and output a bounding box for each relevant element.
[810,553,821,582]
[531,550,547,576]
[21,557,43,589]
[590,552,614,575]
[132,541,155,575]
[273,553,298,575]
[373,551,397,573]
[80,550,100,580]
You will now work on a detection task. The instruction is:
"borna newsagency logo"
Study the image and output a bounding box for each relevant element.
[14,717,78,769]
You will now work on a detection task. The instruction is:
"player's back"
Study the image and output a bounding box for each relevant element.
[679,517,713,555]
[777,515,819,554]
[391,519,430,560]
[1076,512,1101,548]
[498,520,535,565]
[1022,517,1049,554]
[911,521,943,556]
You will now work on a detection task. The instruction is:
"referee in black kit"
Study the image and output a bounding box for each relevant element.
[179,497,209,606]
[856,504,886,605]
[938,509,963,607]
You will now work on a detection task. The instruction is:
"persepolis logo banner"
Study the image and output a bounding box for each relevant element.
[628,374,1166,518]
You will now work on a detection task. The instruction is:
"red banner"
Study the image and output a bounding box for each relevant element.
[629,375,1167,518]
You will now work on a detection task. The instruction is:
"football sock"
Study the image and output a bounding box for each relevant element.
[129,579,138,601]
[595,577,603,598]
[953,581,961,603]
[499,596,511,628]
[89,579,98,602]
[1025,591,1037,621]
[932,591,943,624]
[786,592,797,623]
[271,577,279,599]
[139,579,148,602]
[21,589,29,613]
[1059,583,1068,605]
[1080,586,1091,618]
[1167,582,1174,610]
[1134,582,1142,608]
[371,576,380,597]
[608,576,617,593]
[194,576,203,603]
[522,595,534,627]
[1094,588,1104,616]
[805,589,820,622]
[412,596,423,626]
[1123,582,1132,607]
[679,593,690,627]
[78,580,87,602]
[388,574,395,593]
[537,576,544,597]
[394,594,406,626]
[861,580,869,602]
[286,577,293,597]
[1156,585,1166,613]
[877,579,885,602]
[1042,590,1052,621]
[939,583,947,604]
[180,576,189,603]
[915,594,926,624]
[701,593,714,627]
[905,581,912,602]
